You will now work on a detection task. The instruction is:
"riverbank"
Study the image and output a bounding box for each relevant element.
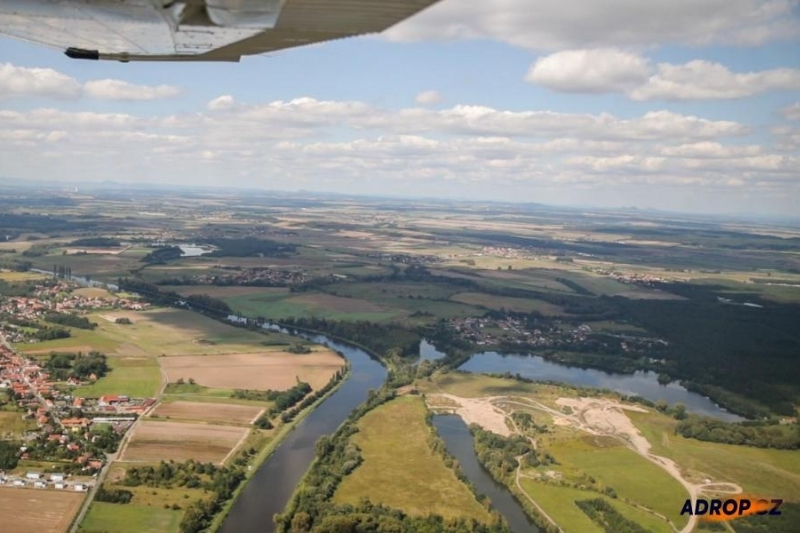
[208,361,351,532]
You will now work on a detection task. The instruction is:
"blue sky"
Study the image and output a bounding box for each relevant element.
[1,0,799,215]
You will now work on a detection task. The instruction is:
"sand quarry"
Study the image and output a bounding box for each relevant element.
[425,393,743,533]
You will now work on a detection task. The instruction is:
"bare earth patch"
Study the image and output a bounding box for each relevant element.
[121,421,247,464]
[160,350,344,391]
[426,393,511,436]
[0,487,85,533]
[152,401,263,425]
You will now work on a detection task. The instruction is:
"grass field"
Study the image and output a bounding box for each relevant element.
[79,502,182,533]
[159,349,343,391]
[545,436,689,528]
[150,401,263,425]
[121,421,247,464]
[80,308,295,357]
[0,487,85,533]
[74,356,161,398]
[0,409,38,438]
[334,396,491,522]
[449,292,565,315]
[0,270,48,282]
[628,410,800,500]
[519,479,674,533]
[223,290,400,322]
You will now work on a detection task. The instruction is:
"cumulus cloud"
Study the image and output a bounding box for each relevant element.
[1,95,780,197]
[208,95,236,110]
[0,63,180,101]
[526,49,650,93]
[526,52,800,100]
[0,63,82,99]
[83,79,180,100]
[415,90,442,105]
[386,0,800,50]
[630,60,800,100]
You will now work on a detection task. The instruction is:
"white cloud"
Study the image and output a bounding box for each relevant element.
[208,95,236,110]
[630,60,800,100]
[0,63,81,99]
[783,103,800,120]
[386,0,800,50]
[660,142,762,158]
[83,79,180,100]
[525,52,800,100]
[415,90,442,105]
[0,63,180,101]
[526,49,651,93]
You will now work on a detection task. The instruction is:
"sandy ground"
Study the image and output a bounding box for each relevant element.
[159,351,344,391]
[151,401,264,425]
[0,487,84,533]
[427,393,511,436]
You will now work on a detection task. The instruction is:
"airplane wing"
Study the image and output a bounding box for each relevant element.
[0,0,440,62]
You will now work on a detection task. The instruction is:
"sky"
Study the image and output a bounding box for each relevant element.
[1,0,799,216]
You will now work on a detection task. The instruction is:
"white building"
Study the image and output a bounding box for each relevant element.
[25,472,41,480]
[50,473,65,482]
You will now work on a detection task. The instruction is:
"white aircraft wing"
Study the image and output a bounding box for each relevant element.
[0,0,440,62]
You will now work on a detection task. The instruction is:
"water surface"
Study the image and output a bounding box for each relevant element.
[460,352,743,421]
[432,414,538,533]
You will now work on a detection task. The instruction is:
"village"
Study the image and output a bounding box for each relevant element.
[157,265,311,287]
[447,314,669,358]
[0,277,156,493]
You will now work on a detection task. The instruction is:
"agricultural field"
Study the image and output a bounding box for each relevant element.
[159,346,343,391]
[449,291,565,315]
[120,421,248,464]
[334,396,491,523]
[79,503,182,533]
[222,289,400,322]
[73,356,161,398]
[0,270,47,282]
[150,400,263,426]
[0,487,85,533]
[0,409,38,439]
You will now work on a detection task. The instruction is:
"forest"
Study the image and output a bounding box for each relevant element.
[675,416,800,449]
[574,498,651,533]
[68,237,121,247]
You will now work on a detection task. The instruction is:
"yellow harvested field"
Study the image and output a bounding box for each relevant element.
[152,401,263,425]
[0,487,85,533]
[160,351,344,391]
[121,421,247,464]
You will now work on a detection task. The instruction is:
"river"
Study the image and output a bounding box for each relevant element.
[219,328,386,533]
[433,415,538,533]
[460,351,743,421]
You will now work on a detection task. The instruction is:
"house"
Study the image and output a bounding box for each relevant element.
[74,483,87,492]
[12,480,24,487]
[51,473,65,482]
[34,481,46,489]
[55,482,66,490]
[25,472,41,480]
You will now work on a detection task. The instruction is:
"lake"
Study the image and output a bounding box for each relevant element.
[460,351,743,421]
